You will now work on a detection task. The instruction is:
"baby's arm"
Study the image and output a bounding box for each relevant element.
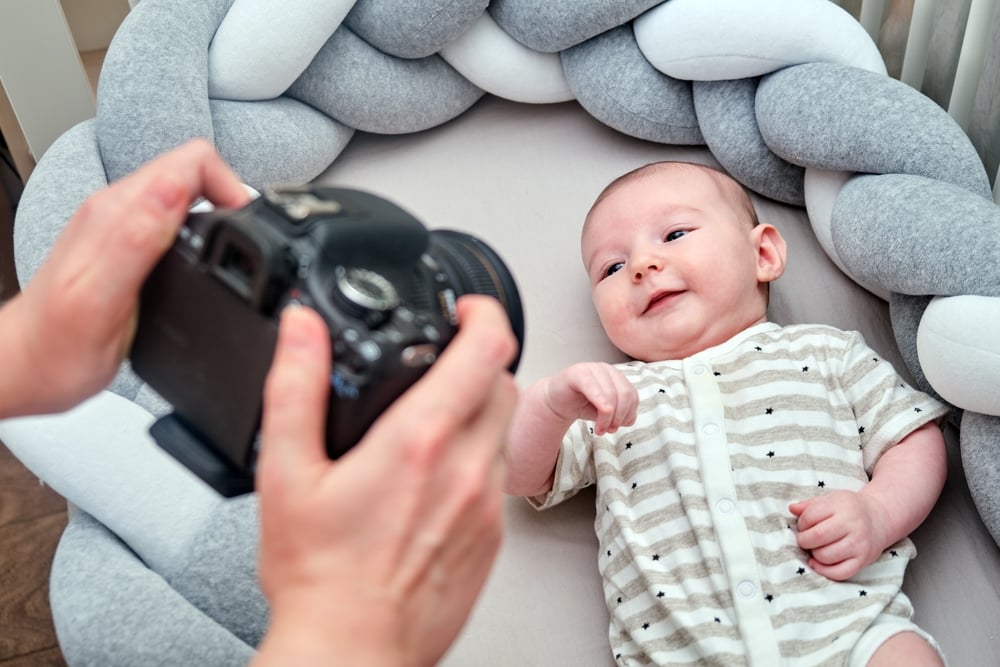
[790,421,946,580]
[504,363,638,498]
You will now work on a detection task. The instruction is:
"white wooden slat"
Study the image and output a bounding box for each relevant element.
[899,0,938,89]
[947,0,999,129]
[859,0,888,38]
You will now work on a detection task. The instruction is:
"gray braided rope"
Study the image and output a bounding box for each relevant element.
[18,0,1000,541]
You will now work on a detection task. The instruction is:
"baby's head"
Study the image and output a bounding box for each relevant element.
[581,161,787,362]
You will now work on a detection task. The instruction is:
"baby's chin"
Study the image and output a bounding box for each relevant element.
[618,331,725,363]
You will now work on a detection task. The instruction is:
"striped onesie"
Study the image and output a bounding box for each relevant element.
[533,322,948,666]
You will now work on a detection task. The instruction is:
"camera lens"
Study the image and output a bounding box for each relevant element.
[426,230,525,373]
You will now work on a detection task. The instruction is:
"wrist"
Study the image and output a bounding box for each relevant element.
[858,487,897,552]
[254,600,404,667]
[539,377,573,423]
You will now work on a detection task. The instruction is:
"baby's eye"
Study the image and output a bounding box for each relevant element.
[665,229,688,242]
[604,262,624,278]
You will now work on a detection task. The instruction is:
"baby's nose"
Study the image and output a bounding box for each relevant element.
[633,259,662,282]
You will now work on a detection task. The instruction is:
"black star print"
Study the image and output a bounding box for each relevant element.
[625,442,632,449]
[658,388,666,394]
[755,346,763,351]
[765,408,774,415]
[657,591,665,598]
[859,590,868,597]
[872,357,879,363]
[797,567,806,575]
[914,407,923,413]
[713,371,721,376]
[617,597,623,604]
[631,482,638,490]
[607,550,612,557]
[589,427,595,434]
[642,622,650,630]
[890,550,899,557]
[818,481,826,488]
[616,654,622,661]
[714,617,721,623]
[765,594,774,602]
[652,554,660,561]
[767,451,775,458]
[802,366,809,372]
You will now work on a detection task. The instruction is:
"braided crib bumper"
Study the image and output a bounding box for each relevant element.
[17,0,1000,538]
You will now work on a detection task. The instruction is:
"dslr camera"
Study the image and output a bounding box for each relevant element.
[130,185,524,496]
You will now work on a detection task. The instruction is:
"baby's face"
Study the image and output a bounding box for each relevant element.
[581,165,772,361]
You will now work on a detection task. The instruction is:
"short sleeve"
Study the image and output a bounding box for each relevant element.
[839,331,949,474]
[527,419,598,510]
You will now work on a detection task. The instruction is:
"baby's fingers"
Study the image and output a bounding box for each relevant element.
[808,555,863,582]
[590,368,637,434]
[609,373,639,430]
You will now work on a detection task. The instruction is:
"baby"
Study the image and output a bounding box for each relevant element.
[505,161,949,666]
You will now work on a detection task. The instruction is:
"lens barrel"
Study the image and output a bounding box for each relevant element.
[427,230,525,373]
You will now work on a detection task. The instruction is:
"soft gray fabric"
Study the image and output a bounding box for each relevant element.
[168,496,268,647]
[692,78,805,206]
[209,98,354,190]
[96,0,232,183]
[561,26,703,146]
[831,174,1000,296]
[488,0,661,52]
[13,121,106,285]
[756,63,992,198]
[888,293,947,402]
[344,0,489,59]
[961,411,1000,545]
[51,511,255,667]
[286,26,484,135]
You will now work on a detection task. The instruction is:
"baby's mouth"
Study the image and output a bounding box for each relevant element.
[643,290,683,314]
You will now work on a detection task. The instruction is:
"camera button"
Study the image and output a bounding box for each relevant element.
[422,325,441,342]
[357,340,381,362]
[402,344,439,368]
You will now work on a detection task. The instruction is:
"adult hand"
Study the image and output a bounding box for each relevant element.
[0,140,249,418]
[254,295,518,667]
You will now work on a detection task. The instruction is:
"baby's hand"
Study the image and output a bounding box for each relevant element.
[544,363,638,435]
[790,491,890,581]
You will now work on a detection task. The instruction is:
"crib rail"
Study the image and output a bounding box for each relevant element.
[842,0,1000,202]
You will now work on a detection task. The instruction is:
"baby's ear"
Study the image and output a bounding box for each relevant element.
[754,223,787,283]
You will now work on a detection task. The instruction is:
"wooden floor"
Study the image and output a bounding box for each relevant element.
[0,442,68,666]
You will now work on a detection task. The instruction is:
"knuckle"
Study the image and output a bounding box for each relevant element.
[400,411,456,469]
[478,326,517,368]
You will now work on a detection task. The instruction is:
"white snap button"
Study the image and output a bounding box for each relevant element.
[702,423,719,436]
[716,499,734,514]
[692,364,707,376]
[737,581,756,598]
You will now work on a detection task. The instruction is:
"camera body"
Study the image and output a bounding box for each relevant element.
[130,186,523,496]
